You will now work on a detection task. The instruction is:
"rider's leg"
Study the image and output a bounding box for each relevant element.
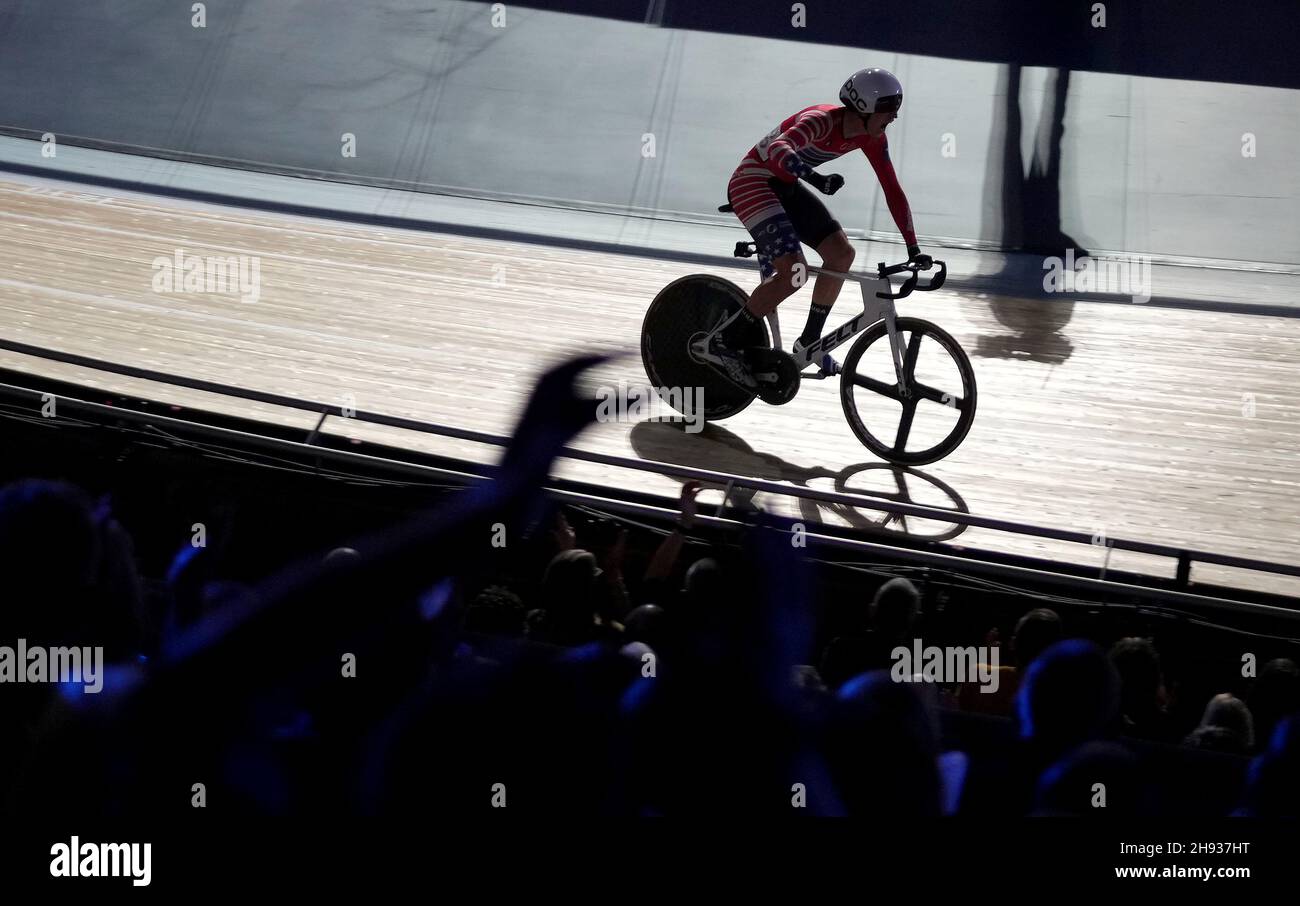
[798,231,856,348]
[747,251,805,319]
[715,251,804,336]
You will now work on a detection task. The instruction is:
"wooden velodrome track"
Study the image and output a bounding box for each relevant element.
[1,177,1297,597]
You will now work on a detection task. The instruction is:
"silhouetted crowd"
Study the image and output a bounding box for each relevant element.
[2,361,1298,817]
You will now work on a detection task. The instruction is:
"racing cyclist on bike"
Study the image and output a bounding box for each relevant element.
[715,68,932,391]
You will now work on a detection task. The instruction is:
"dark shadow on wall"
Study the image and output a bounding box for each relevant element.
[998,67,1092,261]
[977,65,1085,358]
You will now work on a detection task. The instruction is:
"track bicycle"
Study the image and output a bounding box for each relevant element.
[641,245,976,466]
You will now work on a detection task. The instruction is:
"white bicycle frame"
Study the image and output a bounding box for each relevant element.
[692,263,912,392]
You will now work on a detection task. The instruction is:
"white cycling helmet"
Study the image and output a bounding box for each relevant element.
[840,68,903,117]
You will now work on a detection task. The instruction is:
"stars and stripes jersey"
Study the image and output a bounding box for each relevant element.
[742,103,917,247]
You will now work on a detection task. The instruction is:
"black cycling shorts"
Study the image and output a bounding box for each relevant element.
[728,177,842,280]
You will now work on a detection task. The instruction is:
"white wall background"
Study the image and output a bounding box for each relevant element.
[0,0,1295,267]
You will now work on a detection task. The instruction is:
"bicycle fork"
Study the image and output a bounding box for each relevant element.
[882,304,913,399]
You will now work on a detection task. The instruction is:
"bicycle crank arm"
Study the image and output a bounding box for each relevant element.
[689,337,725,365]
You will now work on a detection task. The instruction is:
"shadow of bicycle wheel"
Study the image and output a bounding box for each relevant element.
[628,420,970,543]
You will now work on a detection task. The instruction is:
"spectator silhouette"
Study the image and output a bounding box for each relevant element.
[1183,693,1253,754]
[957,606,1063,716]
[825,671,942,816]
[615,517,828,815]
[464,585,526,637]
[819,577,921,691]
[622,603,668,653]
[1247,658,1300,753]
[0,480,107,803]
[682,557,725,610]
[1034,741,1145,816]
[957,639,1122,815]
[1109,637,1175,742]
[530,549,620,647]
[0,479,103,639]
[1019,640,1122,757]
[0,478,144,662]
[1236,714,1300,817]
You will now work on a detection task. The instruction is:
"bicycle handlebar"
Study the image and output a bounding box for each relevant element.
[730,241,947,298]
[874,259,946,299]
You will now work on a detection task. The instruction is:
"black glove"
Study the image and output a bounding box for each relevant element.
[907,244,933,269]
[805,172,844,195]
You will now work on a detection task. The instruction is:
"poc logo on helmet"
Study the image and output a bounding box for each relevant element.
[840,68,903,116]
[842,80,869,114]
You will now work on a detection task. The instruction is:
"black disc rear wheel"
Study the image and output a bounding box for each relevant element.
[641,274,769,420]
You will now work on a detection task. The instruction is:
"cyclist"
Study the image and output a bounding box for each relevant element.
[715,68,932,390]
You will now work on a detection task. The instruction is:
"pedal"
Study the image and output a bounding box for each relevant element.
[818,358,843,378]
[793,347,842,380]
[790,340,842,379]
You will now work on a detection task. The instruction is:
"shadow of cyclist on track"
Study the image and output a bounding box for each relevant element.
[628,420,969,543]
